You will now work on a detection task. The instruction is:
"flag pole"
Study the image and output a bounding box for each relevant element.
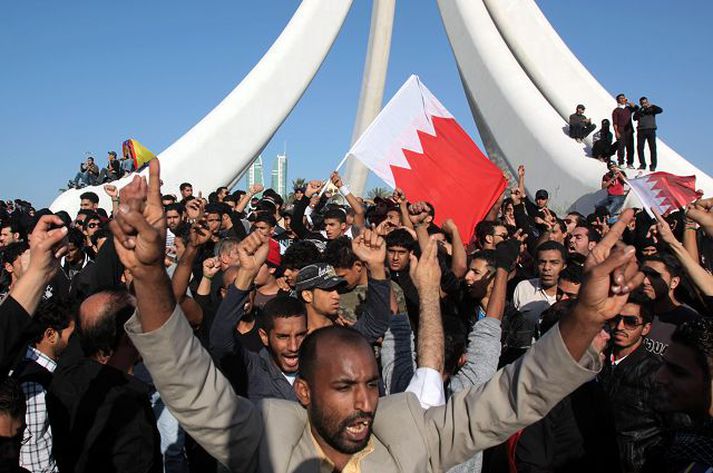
[318,153,350,197]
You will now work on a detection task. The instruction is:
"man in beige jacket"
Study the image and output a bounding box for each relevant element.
[114,160,644,473]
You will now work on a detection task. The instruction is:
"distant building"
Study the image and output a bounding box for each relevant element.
[246,155,264,190]
[271,153,288,200]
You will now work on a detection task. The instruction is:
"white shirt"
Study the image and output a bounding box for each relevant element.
[405,367,446,409]
[513,278,557,325]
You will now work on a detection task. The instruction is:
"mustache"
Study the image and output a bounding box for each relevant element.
[338,411,374,430]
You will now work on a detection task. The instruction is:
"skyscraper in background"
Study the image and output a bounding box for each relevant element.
[246,155,264,189]
[271,153,288,199]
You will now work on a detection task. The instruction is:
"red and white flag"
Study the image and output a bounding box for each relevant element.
[626,172,701,216]
[347,75,506,241]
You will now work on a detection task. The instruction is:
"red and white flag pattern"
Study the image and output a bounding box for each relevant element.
[347,75,506,241]
[627,172,701,216]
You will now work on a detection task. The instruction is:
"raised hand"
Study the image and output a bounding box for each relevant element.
[248,183,264,196]
[330,171,344,189]
[28,215,69,277]
[104,184,118,199]
[305,180,323,198]
[110,158,166,279]
[392,188,406,205]
[185,198,204,222]
[517,165,525,179]
[577,209,644,325]
[510,187,523,206]
[686,200,713,236]
[202,256,221,279]
[651,208,679,246]
[407,201,431,225]
[351,228,386,278]
[237,231,270,278]
[440,219,458,236]
[409,237,441,295]
[189,221,213,248]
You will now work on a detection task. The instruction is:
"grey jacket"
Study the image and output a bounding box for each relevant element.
[126,305,601,473]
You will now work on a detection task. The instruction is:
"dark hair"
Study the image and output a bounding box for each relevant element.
[260,296,306,333]
[475,220,501,245]
[1,218,24,237]
[282,240,321,270]
[161,194,177,204]
[67,227,86,249]
[553,218,567,234]
[540,299,577,335]
[323,208,347,224]
[223,194,237,204]
[385,228,416,252]
[601,119,611,133]
[205,202,229,216]
[324,237,357,270]
[639,96,648,102]
[443,316,467,376]
[29,298,74,346]
[470,250,497,275]
[77,290,134,358]
[536,241,567,261]
[642,252,683,278]
[627,289,655,324]
[180,182,192,191]
[217,186,228,194]
[164,203,184,215]
[79,192,99,204]
[2,241,29,266]
[90,227,111,247]
[254,212,277,228]
[616,93,625,100]
[0,377,25,420]
[671,318,713,384]
[262,189,284,209]
[299,325,369,383]
[575,225,602,244]
[559,263,582,285]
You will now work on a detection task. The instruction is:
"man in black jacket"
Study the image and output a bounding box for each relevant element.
[633,97,663,171]
[47,290,162,473]
[599,294,664,473]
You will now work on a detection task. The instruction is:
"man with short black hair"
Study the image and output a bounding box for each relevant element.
[281,240,321,289]
[78,192,99,211]
[512,241,566,343]
[569,104,596,142]
[60,227,91,283]
[386,229,419,326]
[0,220,24,248]
[68,157,99,188]
[179,183,193,201]
[0,377,29,473]
[475,220,508,251]
[600,294,664,472]
[568,225,600,256]
[13,299,75,473]
[641,253,700,355]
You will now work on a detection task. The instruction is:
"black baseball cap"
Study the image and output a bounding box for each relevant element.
[535,189,549,200]
[295,263,346,293]
[108,151,117,157]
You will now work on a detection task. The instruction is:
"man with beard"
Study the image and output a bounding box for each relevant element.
[599,294,664,473]
[644,318,713,472]
[640,253,700,355]
[119,159,638,472]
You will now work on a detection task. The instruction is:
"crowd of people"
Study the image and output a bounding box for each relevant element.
[1,156,712,473]
[569,94,663,172]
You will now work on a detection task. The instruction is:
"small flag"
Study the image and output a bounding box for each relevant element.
[627,172,701,216]
[122,139,156,170]
[346,75,506,241]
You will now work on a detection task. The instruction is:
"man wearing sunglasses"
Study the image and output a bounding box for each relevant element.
[599,295,664,473]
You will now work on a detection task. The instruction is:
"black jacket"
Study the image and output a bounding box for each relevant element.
[0,297,33,377]
[599,342,664,473]
[47,339,162,473]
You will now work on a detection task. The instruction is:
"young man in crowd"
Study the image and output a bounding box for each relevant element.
[78,192,99,211]
[12,299,75,473]
[474,220,509,251]
[0,220,24,248]
[599,294,664,473]
[179,182,193,202]
[568,225,600,257]
[640,253,701,355]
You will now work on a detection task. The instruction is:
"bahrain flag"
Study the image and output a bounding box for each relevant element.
[627,172,702,216]
[347,75,506,242]
[122,139,156,170]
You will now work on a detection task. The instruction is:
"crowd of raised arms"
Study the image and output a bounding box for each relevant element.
[1,158,713,473]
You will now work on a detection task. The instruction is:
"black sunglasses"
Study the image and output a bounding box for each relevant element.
[609,314,644,329]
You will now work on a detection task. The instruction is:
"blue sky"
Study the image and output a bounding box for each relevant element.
[1,1,711,207]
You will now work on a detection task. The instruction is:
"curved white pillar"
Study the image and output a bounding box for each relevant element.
[343,0,396,197]
[483,0,712,194]
[50,0,353,216]
[437,0,607,213]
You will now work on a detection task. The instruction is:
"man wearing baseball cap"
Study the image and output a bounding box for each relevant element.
[296,229,392,344]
